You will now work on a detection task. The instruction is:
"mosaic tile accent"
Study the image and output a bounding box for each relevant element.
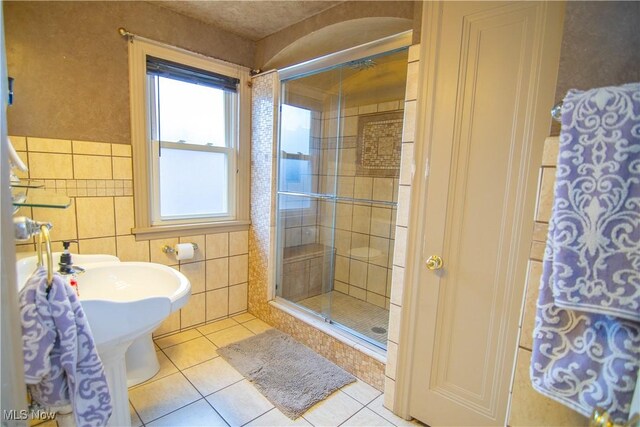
[357,112,404,177]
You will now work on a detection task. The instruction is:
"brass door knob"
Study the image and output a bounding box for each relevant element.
[426,255,443,271]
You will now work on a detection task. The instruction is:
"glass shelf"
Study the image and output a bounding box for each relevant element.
[12,188,72,209]
[10,179,45,189]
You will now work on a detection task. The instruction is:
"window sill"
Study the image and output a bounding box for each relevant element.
[132,219,251,240]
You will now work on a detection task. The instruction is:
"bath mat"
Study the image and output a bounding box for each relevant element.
[217,328,356,419]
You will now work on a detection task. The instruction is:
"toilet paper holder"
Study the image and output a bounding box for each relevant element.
[162,243,198,254]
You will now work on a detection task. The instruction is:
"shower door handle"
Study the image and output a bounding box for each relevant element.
[425,255,443,271]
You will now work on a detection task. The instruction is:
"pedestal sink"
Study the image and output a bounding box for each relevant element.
[16,254,191,427]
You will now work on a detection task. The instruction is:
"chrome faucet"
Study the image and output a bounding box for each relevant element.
[58,240,85,275]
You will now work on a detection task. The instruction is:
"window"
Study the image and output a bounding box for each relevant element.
[279,104,313,209]
[129,39,250,236]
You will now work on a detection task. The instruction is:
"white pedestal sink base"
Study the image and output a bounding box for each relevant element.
[125,333,160,387]
[99,342,133,427]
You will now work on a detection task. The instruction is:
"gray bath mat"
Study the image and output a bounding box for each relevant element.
[217,328,356,419]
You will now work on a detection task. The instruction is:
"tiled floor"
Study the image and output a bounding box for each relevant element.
[129,313,416,427]
[35,312,417,427]
[297,291,390,344]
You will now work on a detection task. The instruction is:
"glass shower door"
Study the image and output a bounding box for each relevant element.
[276,48,408,348]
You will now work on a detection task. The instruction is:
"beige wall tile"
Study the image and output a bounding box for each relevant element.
[28,153,73,179]
[27,137,71,153]
[228,230,248,256]
[206,233,229,259]
[180,261,206,294]
[78,237,117,256]
[358,104,378,115]
[369,236,390,268]
[180,235,206,263]
[229,254,248,285]
[116,235,150,262]
[542,137,560,167]
[530,241,545,262]
[74,155,112,179]
[405,61,419,101]
[33,202,77,242]
[154,310,180,336]
[536,168,556,222]
[390,266,404,306]
[385,341,398,380]
[366,291,386,308]
[509,349,587,426]
[338,176,354,198]
[335,256,350,283]
[532,221,549,243]
[112,157,132,180]
[334,280,349,294]
[392,226,407,268]
[150,238,179,265]
[402,101,416,143]
[76,197,115,238]
[354,177,373,200]
[9,135,27,151]
[383,377,396,411]
[114,196,134,236]
[229,283,248,314]
[387,303,401,344]
[181,293,206,328]
[378,100,400,112]
[72,140,111,155]
[335,203,353,231]
[206,258,229,290]
[396,186,411,228]
[206,288,229,321]
[349,285,366,301]
[16,243,35,253]
[367,264,387,295]
[408,44,420,62]
[520,261,542,350]
[370,207,391,238]
[111,143,132,157]
[342,116,358,137]
[349,259,367,288]
[352,205,371,234]
[14,151,29,179]
[399,143,414,186]
[372,178,394,202]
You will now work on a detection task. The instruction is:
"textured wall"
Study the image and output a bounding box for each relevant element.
[4,1,254,144]
[255,1,417,69]
[551,1,640,134]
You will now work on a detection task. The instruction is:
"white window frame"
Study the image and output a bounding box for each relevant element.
[129,38,250,238]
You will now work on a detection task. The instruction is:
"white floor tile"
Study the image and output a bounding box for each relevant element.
[129,402,142,427]
[246,408,312,426]
[146,399,227,427]
[206,324,254,347]
[163,336,218,370]
[197,318,239,335]
[182,357,244,396]
[130,351,178,389]
[367,395,417,426]
[302,391,363,427]
[343,407,394,426]
[232,312,256,323]
[243,318,273,334]
[129,372,201,424]
[207,380,274,426]
[155,329,202,349]
[341,380,381,405]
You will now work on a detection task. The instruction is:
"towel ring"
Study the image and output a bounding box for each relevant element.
[37,224,53,287]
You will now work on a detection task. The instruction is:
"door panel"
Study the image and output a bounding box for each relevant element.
[409,2,564,426]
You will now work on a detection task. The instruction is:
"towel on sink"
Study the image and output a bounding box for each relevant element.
[19,267,112,427]
[531,83,640,424]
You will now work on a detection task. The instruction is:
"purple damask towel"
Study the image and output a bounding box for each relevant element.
[531,83,640,424]
[19,267,112,427]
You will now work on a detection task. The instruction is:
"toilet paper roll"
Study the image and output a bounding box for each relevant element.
[174,243,194,261]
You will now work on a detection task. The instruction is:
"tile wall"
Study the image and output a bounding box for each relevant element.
[317,102,403,310]
[382,45,419,409]
[11,136,249,337]
[507,137,587,426]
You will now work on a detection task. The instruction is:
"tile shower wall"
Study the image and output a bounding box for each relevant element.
[317,102,403,309]
[507,137,587,426]
[12,136,249,337]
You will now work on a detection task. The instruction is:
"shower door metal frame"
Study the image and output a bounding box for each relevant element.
[274,30,413,350]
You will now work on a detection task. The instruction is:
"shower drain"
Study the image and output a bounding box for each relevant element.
[371,326,387,334]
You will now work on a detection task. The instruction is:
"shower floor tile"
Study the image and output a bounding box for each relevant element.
[297,291,390,344]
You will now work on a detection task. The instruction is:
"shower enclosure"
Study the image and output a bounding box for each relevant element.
[275,37,409,348]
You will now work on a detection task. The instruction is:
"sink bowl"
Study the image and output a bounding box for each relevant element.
[16,254,191,426]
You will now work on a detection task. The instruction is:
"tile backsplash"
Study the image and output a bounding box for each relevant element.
[12,136,248,336]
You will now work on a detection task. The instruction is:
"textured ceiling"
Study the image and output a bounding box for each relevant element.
[151,1,344,41]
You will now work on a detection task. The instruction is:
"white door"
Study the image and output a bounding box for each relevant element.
[408,2,564,426]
